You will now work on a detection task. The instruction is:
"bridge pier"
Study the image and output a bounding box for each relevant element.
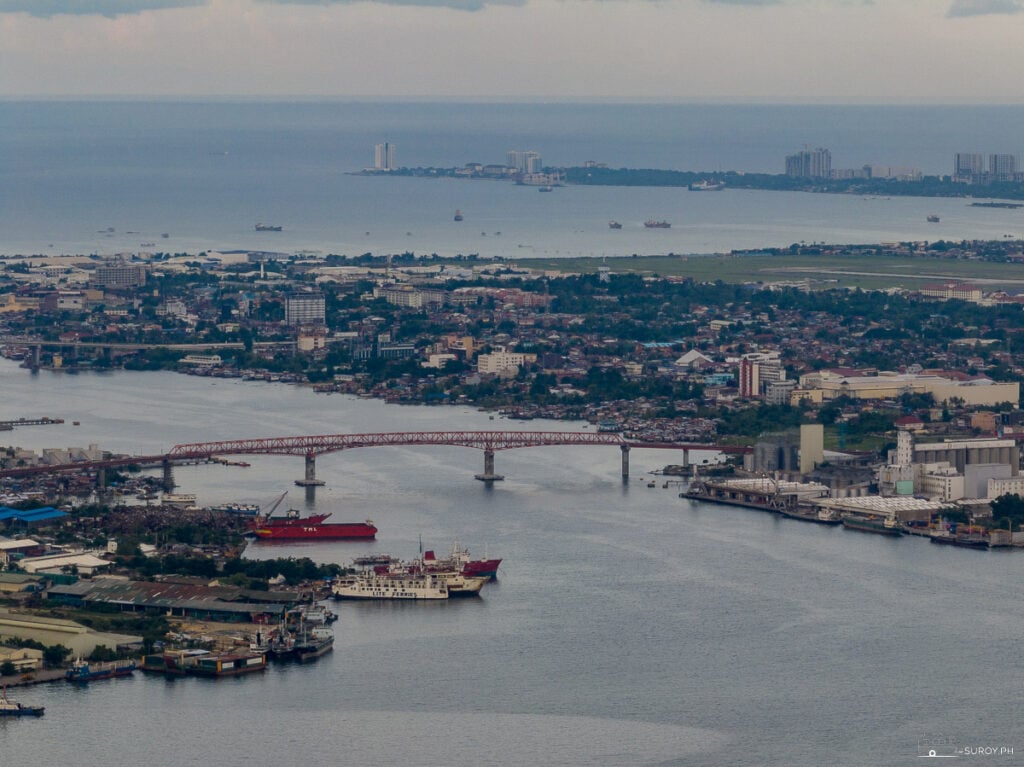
[162,460,175,492]
[621,445,630,480]
[474,448,504,482]
[295,452,325,487]
[97,467,106,489]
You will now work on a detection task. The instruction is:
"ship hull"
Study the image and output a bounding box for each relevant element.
[841,517,903,536]
[251,522,377,540]
[65,660,136,682]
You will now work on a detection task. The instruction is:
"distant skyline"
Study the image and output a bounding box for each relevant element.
[2,0,1024,103]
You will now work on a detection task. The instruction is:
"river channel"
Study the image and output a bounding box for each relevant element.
[1,361,1022,766]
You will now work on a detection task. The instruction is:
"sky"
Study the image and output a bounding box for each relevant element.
[1,0,1024,102]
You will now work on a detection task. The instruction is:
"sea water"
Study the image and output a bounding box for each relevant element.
[3,100,1024,258]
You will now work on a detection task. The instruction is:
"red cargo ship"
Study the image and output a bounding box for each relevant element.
[249,509,377,541]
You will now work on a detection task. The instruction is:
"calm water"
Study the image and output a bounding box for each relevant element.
[1,361,1023,766]
[4,101,1024,258]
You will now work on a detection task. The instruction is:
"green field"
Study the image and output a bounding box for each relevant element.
[515,252,1024,291]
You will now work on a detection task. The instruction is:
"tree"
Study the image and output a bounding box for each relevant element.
[0,660,16,676]
[42,644,72,668]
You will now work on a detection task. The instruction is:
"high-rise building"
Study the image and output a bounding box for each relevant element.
[784,147,831,178]
[954,152,984,178]
[373,142,395,171]
[989,153,1018,179]
[285,292,326,326]
[506,150,542,174]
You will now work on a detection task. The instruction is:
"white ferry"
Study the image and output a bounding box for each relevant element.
[331,571,485,600]
[161,493,198,507]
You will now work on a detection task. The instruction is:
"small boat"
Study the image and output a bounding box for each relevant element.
[0,686,44,717]
[538,185,554,192]
[608,221,622,229]
[65,658,136,682]
[255,223,283,231]
[927,214,940,223]
[689,179,725,191]
[644,220,671,228]
[453,210,464,221]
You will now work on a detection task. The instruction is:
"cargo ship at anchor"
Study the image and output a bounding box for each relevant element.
[248,508,377,541]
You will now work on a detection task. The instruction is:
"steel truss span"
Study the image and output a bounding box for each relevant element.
[167,431,631,459]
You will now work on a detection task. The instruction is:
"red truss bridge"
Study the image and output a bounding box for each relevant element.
[0,431,751,486]
[166,431,751,484]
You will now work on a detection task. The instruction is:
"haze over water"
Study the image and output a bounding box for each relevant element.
[4,101,1024,259]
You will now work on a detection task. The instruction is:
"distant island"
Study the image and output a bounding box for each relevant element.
[361,164,1024,203]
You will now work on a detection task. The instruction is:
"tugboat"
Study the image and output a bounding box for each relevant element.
[0,686,44,717]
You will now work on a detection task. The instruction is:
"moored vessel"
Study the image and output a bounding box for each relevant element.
[65,658,136,682]
[248,508,377,541]
[930,533,989,549]
[162,493,197,507]
[332,570,484,600]
[841,514,904,536]
[189,651,267,677]
[0,687,44,717]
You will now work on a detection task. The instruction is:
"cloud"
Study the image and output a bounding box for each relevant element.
[0,0,203,16]
[948,0,1023,16]
[264,0,523,9]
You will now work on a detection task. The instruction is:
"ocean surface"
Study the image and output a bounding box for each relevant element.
[1,362,1024,766]
[4,101,1024,258]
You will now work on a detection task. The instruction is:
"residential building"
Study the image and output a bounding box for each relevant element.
[373,142,395,171]
[785,147,831,178]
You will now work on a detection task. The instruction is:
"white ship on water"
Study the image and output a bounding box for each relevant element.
[331,571,486,600]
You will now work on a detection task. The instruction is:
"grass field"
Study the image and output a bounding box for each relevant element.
[516,252,1024,291]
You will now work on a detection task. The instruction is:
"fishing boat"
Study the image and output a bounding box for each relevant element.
[0,686,44,717]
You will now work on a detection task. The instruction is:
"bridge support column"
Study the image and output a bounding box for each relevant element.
[621,445,630,480]
[681,448,689,466]
[295,452,325,487]
[97,467,106,489]
[162,460,175,492]
[33,345,41,369]
[474,448,504,482]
